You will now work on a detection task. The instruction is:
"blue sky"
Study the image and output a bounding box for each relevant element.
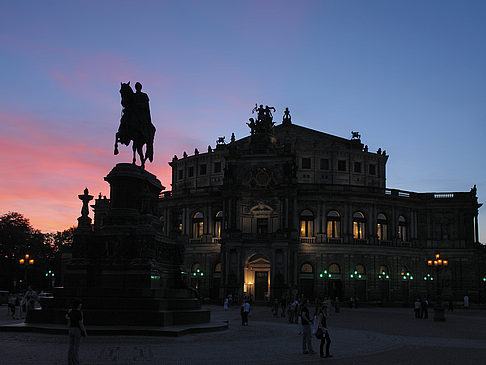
[0,0,484,241]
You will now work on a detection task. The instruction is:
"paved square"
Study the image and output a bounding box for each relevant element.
[1,304,485,364]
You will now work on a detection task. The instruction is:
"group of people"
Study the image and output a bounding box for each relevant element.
[7,286,38,319]
[413,298,429,319]
[300,299,332,358]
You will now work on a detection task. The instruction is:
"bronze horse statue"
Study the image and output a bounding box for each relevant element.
[114,82,156,168]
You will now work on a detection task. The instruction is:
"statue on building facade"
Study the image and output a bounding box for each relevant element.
[248,103,276,135]
[114,82,156,169]
[282,107,292,124]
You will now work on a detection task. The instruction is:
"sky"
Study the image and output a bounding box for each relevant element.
[1,0,485,242]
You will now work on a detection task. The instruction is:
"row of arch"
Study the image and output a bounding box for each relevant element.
[300,262,414,278]
[300,209,408,241]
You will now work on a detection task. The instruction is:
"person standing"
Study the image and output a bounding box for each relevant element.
[242,299,250,326]
[300,299,315,354]
[414,299,421,319]
[317,305,332,358]
[421,299,429,319]
[7,293,16,319]
[463,295,469,310]
[66,299,87,365]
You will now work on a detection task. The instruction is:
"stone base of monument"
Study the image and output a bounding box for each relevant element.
[13,163,224,336]
[26,287,210,327]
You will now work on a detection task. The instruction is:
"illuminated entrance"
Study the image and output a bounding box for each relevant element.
[244,254,270,302]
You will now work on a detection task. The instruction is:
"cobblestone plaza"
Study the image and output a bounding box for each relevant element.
[2,304,486,365]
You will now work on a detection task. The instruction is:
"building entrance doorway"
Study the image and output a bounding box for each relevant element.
[245,254,270,302]
[255,271,268,301]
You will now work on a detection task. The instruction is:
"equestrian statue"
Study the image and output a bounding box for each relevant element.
[114,82,156,168]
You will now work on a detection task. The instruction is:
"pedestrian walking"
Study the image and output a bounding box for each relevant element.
[316,305,332,358]
[463,295,469,310]
[223,297,229,310]
[334,297,340,313]
[414,299,421,318]
[421,299,428,319]
[300,299,315,354]
[66,299,87,365]
[7,293,16,319]
[241,299,250,326]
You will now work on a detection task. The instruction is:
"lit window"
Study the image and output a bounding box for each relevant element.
[301,263,313,273]
[328,263,341,274]
[192,212,204,238]
[377,213,388,241]
[214,211,223,238]
[398,216,407,241]
[214,262,222,273]
[299,209,314,237]
[326,210,341,238]
[353,211,366,239]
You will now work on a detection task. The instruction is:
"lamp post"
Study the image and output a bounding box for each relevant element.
[427,253,448,321]
[319,269,332,298]
[19,254,34,287]
[192,268,204,290]
[400,271,414,304]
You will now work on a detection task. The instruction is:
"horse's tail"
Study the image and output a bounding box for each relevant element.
[114,133,119,155]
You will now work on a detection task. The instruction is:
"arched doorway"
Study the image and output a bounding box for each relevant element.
[245,254,271,302]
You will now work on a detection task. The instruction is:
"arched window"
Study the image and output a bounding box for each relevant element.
[353,212,366,239]
[299,209,314,237]
[379,265,389,279]
[398,216,407,241]
[377,213,388,241]
[355,264,366,274]
[214,262,222,273]
[326,210,341,238]
[328,263,341,274]
[192,212,204,238]
[192,263,201,273]
[301,263,313,273]
[214,211,223,238]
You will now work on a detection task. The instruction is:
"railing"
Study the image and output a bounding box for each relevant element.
[189,238,202,244]
[300,237,316,244]
[434,193,454,199]
[212,237,222,244]
[327,237,343,244]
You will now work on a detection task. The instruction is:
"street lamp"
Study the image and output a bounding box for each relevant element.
[192,268,204,290]
[45,270,55,287]
[19,254,34,287]
[427,253,448,321]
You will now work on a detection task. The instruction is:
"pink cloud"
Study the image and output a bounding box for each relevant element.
[0,108,179,232]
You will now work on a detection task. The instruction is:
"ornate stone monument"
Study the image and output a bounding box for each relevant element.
[27,83,210,329]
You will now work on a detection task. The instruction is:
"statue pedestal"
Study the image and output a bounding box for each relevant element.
[28,163,210,327]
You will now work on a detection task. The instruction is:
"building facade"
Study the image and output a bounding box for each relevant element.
[156,108,484,304]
